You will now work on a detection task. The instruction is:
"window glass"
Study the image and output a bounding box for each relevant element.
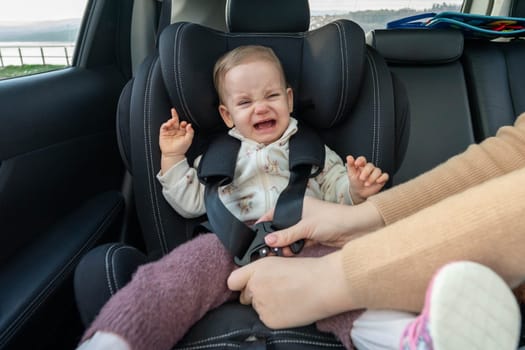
[0,0,88,79]
[309,0,463,33]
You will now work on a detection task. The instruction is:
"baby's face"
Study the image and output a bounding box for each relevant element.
[218,60,293,145]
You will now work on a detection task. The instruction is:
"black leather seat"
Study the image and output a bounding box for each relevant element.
[463,38,525,140]
[367,28,475,184]
[74,0,409,347]
[459,1,525,141]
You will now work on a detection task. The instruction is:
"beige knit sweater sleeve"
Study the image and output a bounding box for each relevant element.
[341,113,525,312]
[369,112,525,224]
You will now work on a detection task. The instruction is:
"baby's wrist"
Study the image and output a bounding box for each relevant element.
[160,154,186,175]
[349,190,365,205]
[161,153,185,161]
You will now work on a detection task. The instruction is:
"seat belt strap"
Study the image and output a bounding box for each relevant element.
[272,125,325,230]
[203,179,256,259]
[197,123,325,265]
[197,134,253,258]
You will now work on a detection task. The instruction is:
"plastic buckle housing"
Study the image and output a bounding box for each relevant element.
[234,221,305,266]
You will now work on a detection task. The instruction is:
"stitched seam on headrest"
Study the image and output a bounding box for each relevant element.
[366,51,380,166]
[334,21,347,127]
[144,57,169,254]
[111,245,137,291]
[104,244,117,295]
[225,0,231,31]
[174,24,195,125]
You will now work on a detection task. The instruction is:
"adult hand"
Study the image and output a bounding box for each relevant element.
[227,252,354,329]
[259,197,385,253]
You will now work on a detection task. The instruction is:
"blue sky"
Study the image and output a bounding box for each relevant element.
[0,0,87,23]
[309,0,463,13]
[0,0,464,23]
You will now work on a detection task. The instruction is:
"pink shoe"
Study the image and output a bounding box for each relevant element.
[400,261,521,350]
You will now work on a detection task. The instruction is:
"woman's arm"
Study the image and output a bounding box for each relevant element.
[369,113,525,225]
[230,167,525,327]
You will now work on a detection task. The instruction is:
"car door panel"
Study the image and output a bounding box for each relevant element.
[0,44,128,350]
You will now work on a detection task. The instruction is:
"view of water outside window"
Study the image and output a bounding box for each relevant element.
[0,1,464,79]
[0,0,87,78]
[309,0,463,32]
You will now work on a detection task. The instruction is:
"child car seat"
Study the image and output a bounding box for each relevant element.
[74,0,410,348]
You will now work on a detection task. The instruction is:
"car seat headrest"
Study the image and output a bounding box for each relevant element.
[367,29,464,64]
[226,0,310,33]
[158,20,365,131]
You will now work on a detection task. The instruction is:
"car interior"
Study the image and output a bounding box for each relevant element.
[0,0,524,349]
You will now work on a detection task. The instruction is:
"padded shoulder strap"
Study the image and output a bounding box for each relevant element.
[272,124,325,229]
[288,123,325,176]
[197,133,254,260]
[197,134,240,185]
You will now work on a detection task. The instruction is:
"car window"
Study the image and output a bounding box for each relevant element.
[309,0,463,33]
[0,0,88,79]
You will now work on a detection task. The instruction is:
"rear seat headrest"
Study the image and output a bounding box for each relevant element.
[226,0,310,33]
[159,20,366,130]
[367,29,464,64]
[510,0,525,17]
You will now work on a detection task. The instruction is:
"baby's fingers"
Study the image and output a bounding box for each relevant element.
[170,108,180,127]
[365,170,390,187]
[364,168,384,185]
[346,155,355,167]
[346,156,358,178]
[160,119,176,132]
[185,123,195,139]
[376,172,389,184]
[358,162,375,182]
[353,156,367,168]
[171,108,180,120]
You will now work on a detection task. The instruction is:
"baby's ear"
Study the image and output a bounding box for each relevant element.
[286,87,294,113]
[219,105,234,128]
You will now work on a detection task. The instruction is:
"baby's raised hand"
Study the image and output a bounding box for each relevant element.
[346,155,389,204]
[159,108,194,160]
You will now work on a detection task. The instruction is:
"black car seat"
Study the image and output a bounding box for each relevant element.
[367,28,475,185]
[462,0,525,141]
[74,0,410,347]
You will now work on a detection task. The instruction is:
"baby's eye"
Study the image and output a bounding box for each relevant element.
[237,100,250,106]
[267,93,280,99]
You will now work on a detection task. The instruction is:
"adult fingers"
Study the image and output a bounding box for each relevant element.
[239,289,252,305]
[227,264,255,292]
[264,224,308,248]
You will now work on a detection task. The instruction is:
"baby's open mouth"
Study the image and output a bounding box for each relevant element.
[254,120,276,130]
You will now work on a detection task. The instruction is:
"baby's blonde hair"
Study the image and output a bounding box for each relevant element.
[213,45,287,103]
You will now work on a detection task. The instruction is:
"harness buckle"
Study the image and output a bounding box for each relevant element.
[233,221,305,266]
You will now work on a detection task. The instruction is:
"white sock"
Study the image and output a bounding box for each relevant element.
[76,331,131,350]
[351,309,416,350]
